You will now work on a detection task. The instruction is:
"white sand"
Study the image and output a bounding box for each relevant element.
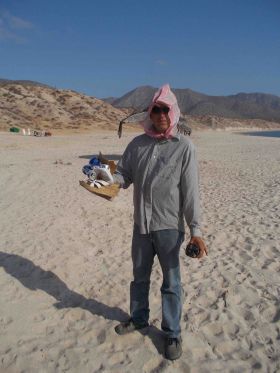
[0,130,279,372]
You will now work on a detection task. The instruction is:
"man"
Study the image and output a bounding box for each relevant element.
[112,84,207,360]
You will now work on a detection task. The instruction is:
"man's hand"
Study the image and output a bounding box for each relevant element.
[188,236,208,259]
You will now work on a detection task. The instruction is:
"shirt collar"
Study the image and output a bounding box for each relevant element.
[156,132,181,144]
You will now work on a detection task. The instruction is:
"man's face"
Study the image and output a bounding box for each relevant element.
[150,104,171,133]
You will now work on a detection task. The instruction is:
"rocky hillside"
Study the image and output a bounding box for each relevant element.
[1,80,280,133]
[107,86,280,123]
[0,81,126,132]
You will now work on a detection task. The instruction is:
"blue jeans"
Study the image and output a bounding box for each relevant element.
[130,224,184,338]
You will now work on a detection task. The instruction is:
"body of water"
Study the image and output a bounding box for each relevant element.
[241,130,280,138]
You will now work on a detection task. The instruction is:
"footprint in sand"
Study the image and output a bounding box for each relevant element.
[97,330,106,345]
[143,357,168,373]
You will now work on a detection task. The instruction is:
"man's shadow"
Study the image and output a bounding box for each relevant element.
[0,251,165,355]
[79,154,121,161]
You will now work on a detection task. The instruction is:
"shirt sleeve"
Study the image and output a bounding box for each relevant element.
[113,144,133,189]
[181,142,202,237]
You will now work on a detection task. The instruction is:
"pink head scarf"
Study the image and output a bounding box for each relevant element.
[141,84,180,139]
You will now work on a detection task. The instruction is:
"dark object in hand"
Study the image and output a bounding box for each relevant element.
[185,243,200,258]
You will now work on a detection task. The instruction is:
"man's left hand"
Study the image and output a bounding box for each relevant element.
[189,236,208,258]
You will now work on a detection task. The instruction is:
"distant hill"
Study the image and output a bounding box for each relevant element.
[102,96,118,105]
[0,79,126,132]
[108,86,280,123]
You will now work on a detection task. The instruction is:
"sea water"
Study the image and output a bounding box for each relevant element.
[241,130,280,138]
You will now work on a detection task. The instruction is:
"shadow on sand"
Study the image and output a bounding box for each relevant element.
[79,154,122,161]
[0,251,165,356]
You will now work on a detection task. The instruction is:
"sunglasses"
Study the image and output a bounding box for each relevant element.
[151,105,170,114]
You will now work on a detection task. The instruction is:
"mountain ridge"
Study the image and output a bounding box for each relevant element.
[105,86,280,123]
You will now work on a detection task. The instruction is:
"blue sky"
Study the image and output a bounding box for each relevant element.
[0,0,279,98]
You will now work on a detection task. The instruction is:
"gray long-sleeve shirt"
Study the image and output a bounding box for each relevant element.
[113,132,202,237]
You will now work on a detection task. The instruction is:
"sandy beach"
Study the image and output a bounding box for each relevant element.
[0,130,279,372]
